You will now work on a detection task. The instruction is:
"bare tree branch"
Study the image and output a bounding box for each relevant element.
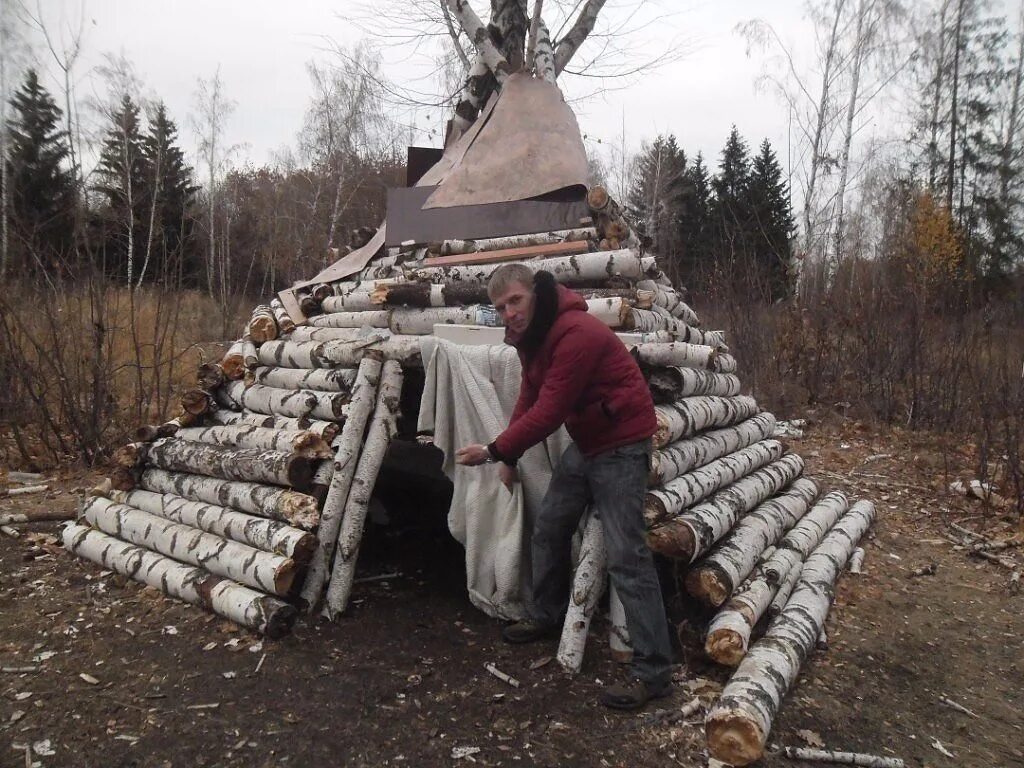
[553,0,607,75]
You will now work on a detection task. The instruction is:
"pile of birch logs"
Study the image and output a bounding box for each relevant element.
[62,187,874,756]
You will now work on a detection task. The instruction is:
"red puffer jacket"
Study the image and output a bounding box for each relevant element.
[491,284,657,462]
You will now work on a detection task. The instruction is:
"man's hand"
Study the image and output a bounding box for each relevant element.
[498,463,519,492]
[456,444,491,466]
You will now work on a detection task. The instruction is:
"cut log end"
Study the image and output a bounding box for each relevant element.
[705,712,765,766]
[261,598,298,640]
[685,565,731,607]
[704,628,746,667]
[645,523,695,561]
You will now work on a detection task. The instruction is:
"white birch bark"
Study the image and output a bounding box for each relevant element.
[636,280,700,326]
[705,501,876,766]
[650,414,776,487]
[556,513,607,673]
[779,747,904,768]
[407,250,658,286]
[646,367,741,403]
[242,339,259,369]
[218,381,349,422]
[449,57,490,142]
[269,297,296,335]
[255,340,328,368]
[686,477,819,606]
[251,366,357,392]
[644,440,786,524]
[445,0,512,82]
[173,425,332,459]
[111,488,315,562]
[300,356,383,610]
[633,341,717,369]
[143,438,315,490]
[389,306,483,334]
[62,523,296,637]
[653,396,759,449]
[247,304,279,344]
[287,327,364,344]
[309,310,392,329]
[848,546,865,574]
[222,340,246,380]
[608,583,632,662]
[553,0,608,75]
[437,228,596,256]
[139,468,319,530]
[627,309,726,348]
[767,557,803,619]
[772,491,850,567]
[324,360,404,617]
[321,291,378,312]
[320,335,424,367]
[82,496,298,596]
[646,454,804,562]
[534,19,556,83]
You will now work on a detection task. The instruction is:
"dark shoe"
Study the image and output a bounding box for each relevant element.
[600,678,673,710]
[501,620,558,644]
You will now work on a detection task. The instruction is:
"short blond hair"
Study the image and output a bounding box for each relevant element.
[487,263,534,300]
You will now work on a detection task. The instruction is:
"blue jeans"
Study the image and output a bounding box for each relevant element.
[531,439,673,686]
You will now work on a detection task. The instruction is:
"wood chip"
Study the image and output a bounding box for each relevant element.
[484,662,519,688]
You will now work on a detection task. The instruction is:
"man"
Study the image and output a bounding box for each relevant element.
[456,263,674,710]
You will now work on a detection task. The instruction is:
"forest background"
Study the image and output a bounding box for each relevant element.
[0,0,1020,517]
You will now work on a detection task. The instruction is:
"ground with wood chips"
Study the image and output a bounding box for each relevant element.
[1,418,1021,768]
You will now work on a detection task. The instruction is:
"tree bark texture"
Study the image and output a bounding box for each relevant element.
[626,309,726,348]
[324,360,404,617]
[247,304,279,344]
[222,340,246,380]
[556,512,608,673]
[649,414,776,487]
[269,297,297,335]
[646,454,805,562]
[173,425,332,459]
[633,341,717,370]
[300,356,383,610]
[81,496,298,596]
[142,438,314,491]
[686,477,819,606]
[646,367,742,404]
[772,491,850,569]
[321,292,378,313]
[206,409,337,441]
[705,501,876,765]
[434,228,597,257]
[321,336,423,367]
[407,250,658,286]
[653,396,759,449]
[256,339,329,368]
[309,310,391,329]
[138,468,319,530]
[218,381,349,422]
[180,389,214,417]
[645,440,786,524]
[62,523,296,637]
[110,488,315,563]
[779,747,903,768]
[248,366,356,393]
[445,0,512,81]
[636,280,700,326]
[390,306,483,334]
[286,327,365,345]
[534,19,556,83]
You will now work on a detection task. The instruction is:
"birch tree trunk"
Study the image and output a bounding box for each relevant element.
[633,341,719,369]
[390,306,484,334]
[646,454,804,561]
[686,477,819,606]
[705,501,876,765]
[321,335,424,367]
[321,292,379,312]
[534,19,556,83]
[407,250,657,285]
[650,414,776,487]
[553,0,608,75]
[324,360,404,617]
[646,368,742,404]
[309,310,391,328]
[449,57,492,144]
[173,425,332,459]
[63,523,297,637]
[256,340,328,368]
[626,310,726,348]
[110,488,315,562]
[556,513,607,673]
[139,468,319,529]
[653,396,759,449]
[445,0,512,82]
[773,490,850,565]
[300,356,383,610]
[286,327,364,345]
[218,381,349,422]
[82,496,299,596]
[766,557,802,619]
[143,438,315,491]
[250,366,357,392]
[644,440,786,524]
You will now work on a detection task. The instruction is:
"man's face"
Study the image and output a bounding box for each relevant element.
[491,280,535,334]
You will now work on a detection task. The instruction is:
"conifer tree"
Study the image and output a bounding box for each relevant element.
[748,139,796,299]
[709,126,754,264]
[678,151,712,276]
[5,69,76,267]
[626,134,687,278]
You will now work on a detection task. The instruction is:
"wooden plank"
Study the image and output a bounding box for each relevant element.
[423,240,590,268]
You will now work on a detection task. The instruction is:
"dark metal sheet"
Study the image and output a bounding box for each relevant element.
[407,146,444,187]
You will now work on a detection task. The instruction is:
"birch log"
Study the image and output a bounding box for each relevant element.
[320,292,378,313]
[63,524,296,637]
[407,250,657,286]
[111,489,315,562]
[653,396,759,449]
[767,558,803,619]
[636,280,700,326]
[0,509,72,525]
[81,496,298,596]
[646,368,741,404]
[320,335,423,367]
[686,478,819,606]
[771,491,851,571]
[143,438,315,491]
[324,360,404,617]
[139,468,319,529]
[256,340,328,368]
[247,304,279,344]
[286,327,365,344]
[608,584,632,663]
[250,366,357,392]
[300,356,383,610]
[849,547,866,573]
[444,0,512,81]
[644,440,786,524]
[180,389,214,416]
[135,416,187,442]
[173,425,332,459]
[634,342,718,369]
[373,281,487,308]
[389,306,482,334]
[647,455,804,562]
[780,748,904,768]
[242,339,259,368]
[222,340,246,380]
[217,381,348,422]
[196,363,226,391]
[650,413,776,487]
[269,298,296,335]
[627,310,726,348]
[309,310,391,329]
[556,513,607,673]
[705,501,876,765]
[435,228,597,257]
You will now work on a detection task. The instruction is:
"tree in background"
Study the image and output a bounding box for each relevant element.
[626,134,687,280]
[677,151,712,279]
[5,69,76,272]
[748,138,796,299]
[708,126,754,274]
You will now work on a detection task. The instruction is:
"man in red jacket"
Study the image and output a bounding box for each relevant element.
[456,263,674,710]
